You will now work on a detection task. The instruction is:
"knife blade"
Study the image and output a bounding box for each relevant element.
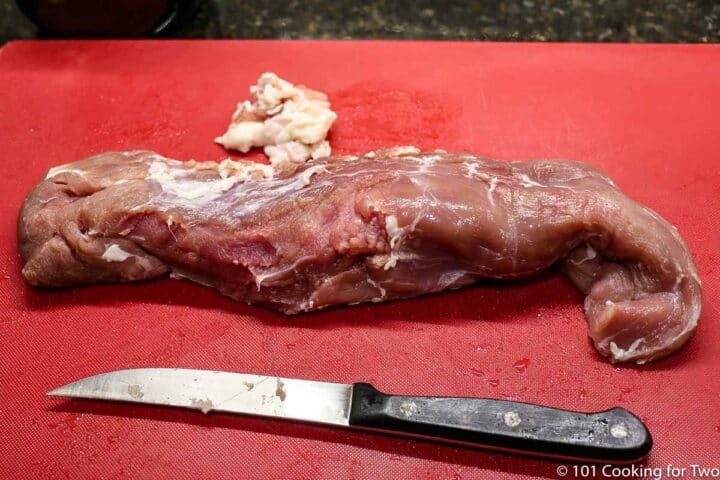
[47,368,651,463]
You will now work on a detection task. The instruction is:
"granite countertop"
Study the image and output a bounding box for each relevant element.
[2,0,719,44]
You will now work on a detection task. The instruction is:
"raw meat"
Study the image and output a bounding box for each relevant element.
[18,148,702,364]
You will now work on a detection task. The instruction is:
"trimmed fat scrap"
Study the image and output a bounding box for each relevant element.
[214,72,337,172]
[18,149,701,364]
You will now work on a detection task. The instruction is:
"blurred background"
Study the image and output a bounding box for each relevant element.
[1,0,718,45]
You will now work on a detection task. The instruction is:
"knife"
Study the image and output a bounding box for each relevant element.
[47,368,651,463]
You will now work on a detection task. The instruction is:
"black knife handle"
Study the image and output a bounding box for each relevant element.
[348,383,651,463]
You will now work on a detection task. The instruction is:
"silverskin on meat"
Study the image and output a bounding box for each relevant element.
[18,148,701,364]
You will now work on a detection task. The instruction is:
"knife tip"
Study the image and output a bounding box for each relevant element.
[46,387,67,397]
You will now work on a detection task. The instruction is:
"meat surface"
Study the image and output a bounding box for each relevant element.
[18,148,701,364]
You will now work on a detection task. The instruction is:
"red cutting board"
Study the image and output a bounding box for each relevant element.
[0,40,718,479]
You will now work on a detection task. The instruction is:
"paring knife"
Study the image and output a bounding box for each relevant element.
[47,368,651,463]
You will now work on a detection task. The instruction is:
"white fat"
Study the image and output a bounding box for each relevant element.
[567,243,598,266]
[609,338,645,361]
[487,177,498,206]
[366,277,387,301]
[463,161,498,185]
[415,155,439,173]
[148,160,270,203]
[215,72,337,172]
[385,215,403,249]
[45,165,86,179]
[165,215,178,241]
[383,215,406,270]
[263,99,336,146]
[383,254,399,271]
[518,174,544,188]
[310,140,331,159]
[148,161,237,202]
[266,141,332,168]
[297,298,316,311]
[102,244,133,262]
[233,100,255,117]
[463,161,479,179]
[264,141,306,165]
[298,165,328,186]
[263,141,328,169]
[252,271,270,290]
[385,145,421,157]
[364,151,377,158]
[251,72,300,114]
[214,122,266,153]
[218,158,274,180]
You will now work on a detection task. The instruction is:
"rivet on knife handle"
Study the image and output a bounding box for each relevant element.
[348,383,652,463]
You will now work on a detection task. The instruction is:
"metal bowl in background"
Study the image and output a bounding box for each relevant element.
[15,0,200,38]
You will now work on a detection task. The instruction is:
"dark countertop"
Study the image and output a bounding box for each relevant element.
[2,0,719,44]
